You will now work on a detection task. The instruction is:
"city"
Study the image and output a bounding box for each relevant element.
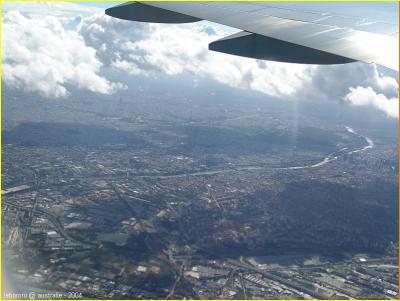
[2,82,398,299]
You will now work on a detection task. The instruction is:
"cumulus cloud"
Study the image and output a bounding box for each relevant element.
[2,9,125,98]
[344,86,399,118]
[79,14,314,98]
[300,63,398,100]
[78,13,398,117]
[2,3,398,118]
[300,63,398,117]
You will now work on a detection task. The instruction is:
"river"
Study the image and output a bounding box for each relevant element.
[136,126,374,179]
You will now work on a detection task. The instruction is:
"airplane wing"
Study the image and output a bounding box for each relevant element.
[105,2,399,71]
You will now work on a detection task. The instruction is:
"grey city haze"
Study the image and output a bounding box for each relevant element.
[1,1,399,300]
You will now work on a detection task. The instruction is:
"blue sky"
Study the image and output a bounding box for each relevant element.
[81,1,399,24]
[80,2,123,9]
[2,1,399,118]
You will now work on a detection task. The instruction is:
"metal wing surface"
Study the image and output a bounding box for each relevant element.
[106,2,399,71]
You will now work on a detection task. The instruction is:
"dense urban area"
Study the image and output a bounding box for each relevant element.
[2,78,398,299]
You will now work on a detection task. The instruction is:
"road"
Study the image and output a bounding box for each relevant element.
[68,125,374,181]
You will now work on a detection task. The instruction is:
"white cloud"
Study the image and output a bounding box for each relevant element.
[79,14,314,98]
[78,13,398,117]
[344,86,399,118]
[2,3,398,118]
[373,67,398,98]
[2,10,125,98]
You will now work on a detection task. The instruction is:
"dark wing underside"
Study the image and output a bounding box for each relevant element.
[106,2,399,71]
